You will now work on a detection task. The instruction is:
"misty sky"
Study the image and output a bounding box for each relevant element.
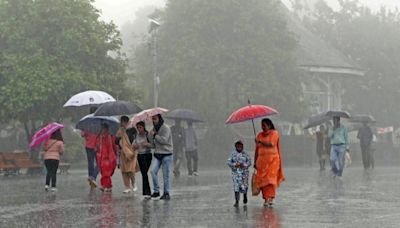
[94,0,400,27]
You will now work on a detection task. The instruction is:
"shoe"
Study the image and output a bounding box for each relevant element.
[268,199,274,208]
[243,194,248,205]
[100,187,105,192]
[144,195,151,200]
[123,189,132,194]
[45,185,49,191]
[105,188,112,193]
[151,192,160,198]
[88,178,97,189]
[193,172,198,176]
[50,187,57,192]
[234,201,239,207]
[160,193,170,200]
[132,185,138,192]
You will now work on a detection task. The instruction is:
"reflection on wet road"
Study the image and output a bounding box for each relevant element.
[1,167,400,227]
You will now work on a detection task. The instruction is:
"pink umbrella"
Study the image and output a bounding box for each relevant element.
[129,107,168,128]
[29,122,64,149]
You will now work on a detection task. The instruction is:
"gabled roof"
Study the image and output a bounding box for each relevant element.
[282,5,364,76]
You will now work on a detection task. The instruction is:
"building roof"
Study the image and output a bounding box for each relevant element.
[283,6,364,76]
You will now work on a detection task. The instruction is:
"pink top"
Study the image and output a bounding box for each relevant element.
[44,139,64,160]
[81,131,97,149]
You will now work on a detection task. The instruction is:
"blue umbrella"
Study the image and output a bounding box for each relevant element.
[76,114,120,135]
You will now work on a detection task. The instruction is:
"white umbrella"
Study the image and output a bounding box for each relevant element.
[63,90,116,107]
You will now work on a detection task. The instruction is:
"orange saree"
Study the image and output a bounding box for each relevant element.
[255,129,285,199]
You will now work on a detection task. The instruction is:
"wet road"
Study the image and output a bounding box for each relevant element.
[1,167,400,227]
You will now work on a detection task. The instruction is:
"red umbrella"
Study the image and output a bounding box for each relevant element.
[225,101,278,136]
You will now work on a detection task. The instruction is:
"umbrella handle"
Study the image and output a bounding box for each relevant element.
[251,119,257,137]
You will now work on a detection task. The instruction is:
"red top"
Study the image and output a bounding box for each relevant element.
[81,131,97,149]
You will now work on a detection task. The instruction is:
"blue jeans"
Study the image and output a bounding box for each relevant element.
[151,154,173,194]
[330,144,346,176]
[86,148,99,180]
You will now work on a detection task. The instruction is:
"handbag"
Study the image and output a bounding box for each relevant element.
[251,171,260,196]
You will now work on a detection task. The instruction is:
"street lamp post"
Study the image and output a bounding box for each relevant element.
[149,18,161,107]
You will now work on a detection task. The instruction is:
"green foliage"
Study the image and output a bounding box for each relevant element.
[133,0,306,123]
[0,0,136,138]
[298,0,400,124]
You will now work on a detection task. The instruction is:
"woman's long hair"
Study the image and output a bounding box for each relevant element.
[50,129,64,142]
[261,118,275,130]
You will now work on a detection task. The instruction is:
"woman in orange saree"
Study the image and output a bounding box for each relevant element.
[255,118,285,207]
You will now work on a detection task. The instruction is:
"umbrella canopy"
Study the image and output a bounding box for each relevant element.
[93,101,142,116]
[225,103,278,136]
[326,110,351,118]
[76,114,120,135]
[129,107,169,128]
[164,109,204,122]
[304,113,331,129]
[30,122,64,149]
[225,104,278,124]
[63,90,115,107]
[350,115,376,123]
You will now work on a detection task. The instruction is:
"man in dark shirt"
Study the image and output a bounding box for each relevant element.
[171,120,185,177]
[357,122,374,169]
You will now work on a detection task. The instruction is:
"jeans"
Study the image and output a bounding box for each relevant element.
[138,153,152,196]
[45,159,59,187]
[330,144,346,176]
[86,148,99,181]
[151,154,173,194]
[186,150,198,175]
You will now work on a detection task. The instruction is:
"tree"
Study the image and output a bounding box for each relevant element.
[132,0,306,156]
[297,0,400,124]
[0,0,134,147]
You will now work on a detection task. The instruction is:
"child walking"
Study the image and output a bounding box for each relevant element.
[227,140,251,207]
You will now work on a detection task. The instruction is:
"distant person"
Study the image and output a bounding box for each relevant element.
[150,114,173,200]
[81,106,99,189]
[116,116,138,194]
[357,122,374,169]
[328,117,349,178]
[134,121,153,199]
[254,118,285,208]
[227,140,251,207]
[96,123,117,192]
[184,122,199,176]
[43,129,64,192]
[315,125,329,171]
[171,120,185,177]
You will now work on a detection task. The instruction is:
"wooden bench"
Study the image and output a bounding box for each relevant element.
[0,154,18,176]
[1,152,42,175]
[58,162,71,174]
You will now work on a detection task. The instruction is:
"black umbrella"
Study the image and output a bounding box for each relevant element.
[350,115,376,123]
[326,110,351,119]
[93,101,142,116]
[304,113,331,129]
[165,109,204,122]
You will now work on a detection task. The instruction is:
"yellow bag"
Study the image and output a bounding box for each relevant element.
[252,171,260,196]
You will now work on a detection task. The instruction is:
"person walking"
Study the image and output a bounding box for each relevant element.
[357,122,374,169]
[184,122,199,176]
[81,107,99,189]
[134,121,153,199]
[116,116,138,194]
[254,118,285,207]
[328,117,349,178]
[171,120,185,177]
[227,140,251,207]
[316,125,329,171]
[150,114,173,200]
[96,123,117,192]
[43,129,64,192]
